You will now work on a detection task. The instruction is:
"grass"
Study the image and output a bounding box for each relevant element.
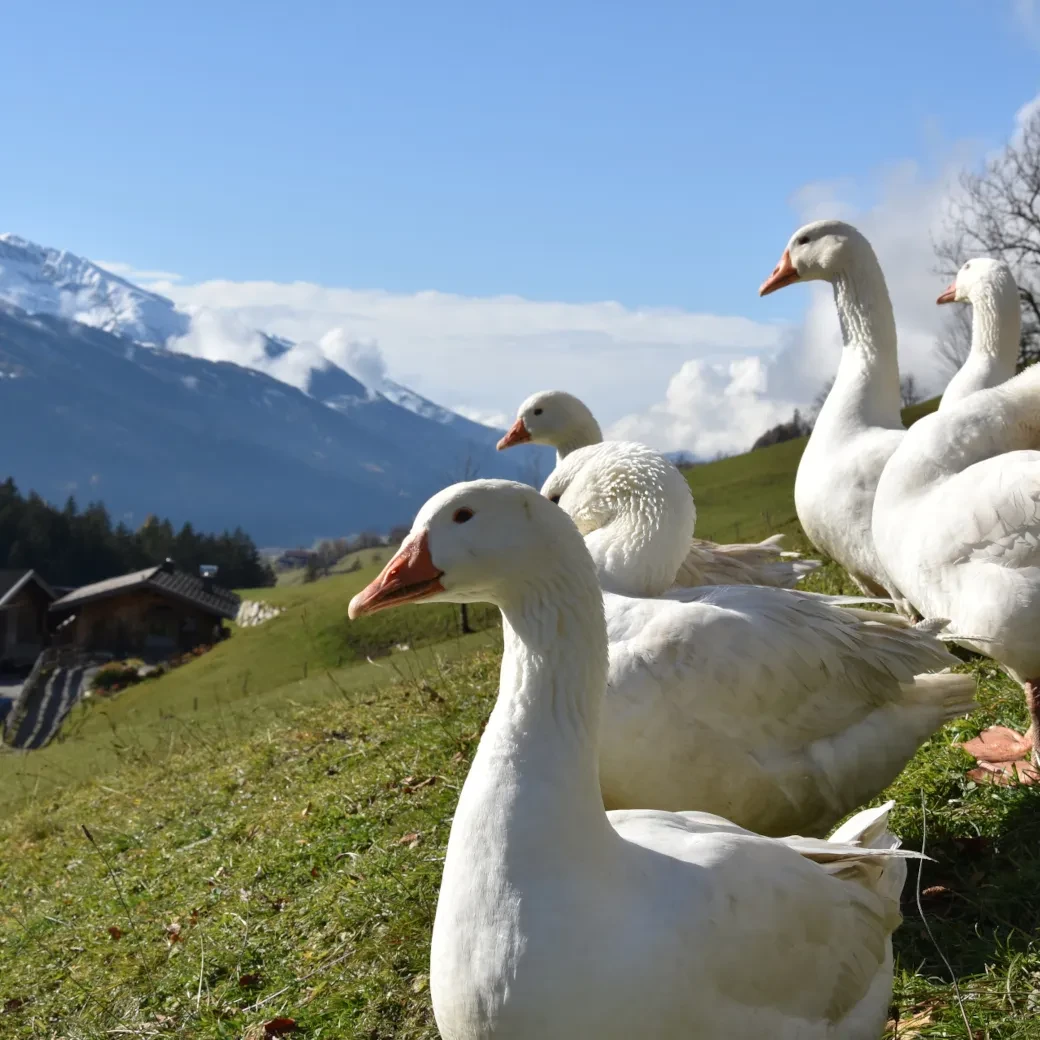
[0,556,498,810]
[0,642,501,1039]
[274,547,396,588]
[688,395,940,545]
[880,656,1040,1037]
[3,393,1040,1037]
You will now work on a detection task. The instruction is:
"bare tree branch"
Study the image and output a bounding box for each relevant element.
[810,377,835,426]
[932,307,973,379]
[934,107,1040,369]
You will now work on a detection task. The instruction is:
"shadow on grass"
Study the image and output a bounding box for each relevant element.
[894,783,1040,1005]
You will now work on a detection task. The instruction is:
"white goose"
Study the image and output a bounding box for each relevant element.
[760,220,907,605]
[498,389,821,589]
[539,440,975,835]
[873,362,1040,777]
[937,258,1021,411]
[349,479,920,1040]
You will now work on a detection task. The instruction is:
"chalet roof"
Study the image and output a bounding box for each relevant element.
[0,569,57,607]
[50,561,240,620]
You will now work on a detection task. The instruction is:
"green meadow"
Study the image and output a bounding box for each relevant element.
[3,396,1039,1039]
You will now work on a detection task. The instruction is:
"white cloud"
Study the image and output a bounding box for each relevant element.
[167,309,269,368]
[133,175,957,458]
[320,330,389,391]
[267,337,328,391]
[1014,92,1040,139]
[164,308,319,393]
[135,273,787,444]
[112,92,1036,459]
[453,404,512,430]
[610,356,800,459]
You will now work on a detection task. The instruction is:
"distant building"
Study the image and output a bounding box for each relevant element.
[49,560,240,658]
[0,570,57,668]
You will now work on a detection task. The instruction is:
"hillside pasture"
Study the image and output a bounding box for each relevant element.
[3,394,1039,1038]
[273,545,397,588]
[0,558,497,809]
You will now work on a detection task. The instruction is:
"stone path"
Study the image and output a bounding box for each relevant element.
[2,653,103,751]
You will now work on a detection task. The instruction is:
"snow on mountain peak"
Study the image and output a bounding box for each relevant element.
[0,232,189,346]
[0,233,512,440]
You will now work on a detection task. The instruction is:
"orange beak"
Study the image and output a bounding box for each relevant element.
[496,417,531,451]
[759,248,801,296]
[936,281,958,305]
[348,530,444,619]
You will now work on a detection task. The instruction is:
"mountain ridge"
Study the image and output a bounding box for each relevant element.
[0,235,553,543]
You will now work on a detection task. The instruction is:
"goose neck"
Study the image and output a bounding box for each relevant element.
[472,569,610,823]
[832,257,898,364]
[554,423,602,461]
[970,282,1021,367]
[822,257,902,428]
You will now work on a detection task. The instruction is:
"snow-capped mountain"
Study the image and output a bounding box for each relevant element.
[0,234,190,346]
[0,234,523,445]
[0,234,553,543]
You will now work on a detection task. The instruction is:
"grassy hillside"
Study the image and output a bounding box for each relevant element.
[2,648,1037,1038]
[274,546,396,587]
[688,395,940,545]
[4,392,1039,1039]
[0,556,497,808]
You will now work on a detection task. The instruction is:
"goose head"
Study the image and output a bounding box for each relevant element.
[936,257,1017,307]
[348,479,593,617]
[497,390,603,457]
[540,441,695,597]
[759,219,874,295]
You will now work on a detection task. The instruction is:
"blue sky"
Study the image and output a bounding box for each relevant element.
[2,1,1039,452]
[3,1,1037,314]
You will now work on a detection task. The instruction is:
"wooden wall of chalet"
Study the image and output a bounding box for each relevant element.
[62,589,226,657]
[0,581,53,666]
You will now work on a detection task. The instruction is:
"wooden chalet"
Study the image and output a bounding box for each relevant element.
[0,570,57,668]
[49,560,241,658]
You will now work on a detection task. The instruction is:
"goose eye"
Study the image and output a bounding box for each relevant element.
[533,407,543,416]
[549,494,561,504]
[453,508,474,524]
[795,235,810,246]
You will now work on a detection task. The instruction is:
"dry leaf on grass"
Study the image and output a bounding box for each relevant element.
[887,1004,935,1036]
